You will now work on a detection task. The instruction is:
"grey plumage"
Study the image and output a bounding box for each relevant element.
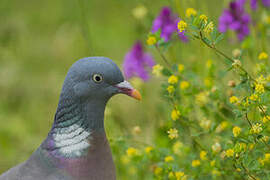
[0,57,140,180]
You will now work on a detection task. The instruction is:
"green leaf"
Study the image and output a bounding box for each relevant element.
[162,68,172,76]
[214,33,224,44]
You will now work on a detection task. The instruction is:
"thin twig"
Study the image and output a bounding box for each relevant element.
[154,44,172,67]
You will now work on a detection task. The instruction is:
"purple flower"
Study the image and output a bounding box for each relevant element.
[123,41,155,81]
[219,0,251,41]
[262,0,270,7]
[250,0,270,10]
[152,7,188,42]
[250,0,258,10]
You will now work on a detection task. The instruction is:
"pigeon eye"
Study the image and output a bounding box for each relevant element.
[92,74,103,83]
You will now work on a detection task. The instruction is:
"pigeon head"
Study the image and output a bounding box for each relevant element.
[61,57,141,103]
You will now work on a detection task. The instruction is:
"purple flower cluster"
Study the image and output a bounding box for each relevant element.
[219,0,251,41]
[123,41,155,81]
[152,7,188,42]
[250,0,270,10]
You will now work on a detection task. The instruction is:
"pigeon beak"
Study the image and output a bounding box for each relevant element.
[115,81,142,101]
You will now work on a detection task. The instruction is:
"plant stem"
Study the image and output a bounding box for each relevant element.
[155,44,172,67]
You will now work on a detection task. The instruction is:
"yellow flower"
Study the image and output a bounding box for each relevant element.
[265,153,270,161]
[171,109,181,121]
[132,5,147,19]
[212,169,221,176]
[121,155,130,164]
[154,167,163,175]
[212,142,222,153]
[255,83,265,94]
[249,143,255,150]
[226,149,234,157]
[258,52,268,60]
[195,92,209,106]
[204,21,214,34]
[250,123,263,134]
[180,81,190,90]
[152,64,163,77]
[206,59,212,68]
[126,147,138,157]
[192,160,201,167]
[236,168,241,172]
[256,75,266,84]
[168,75,178,84]
[167,128,179,139]
[165,155,174,162]
[173,141,183,154]
[177,20,187,32]
[200,151,207,161]
[216,121,228,133]
[249,94,259,101]
[199,14,208,23]
[175,171,186,180]
[168,171,175,179]
[178,64,185,72]
[186,8,197,17]
[229,96,239,104]
[146,36,157,46]
[167,85,175,94]
[210,160,216,167]
[262,116,270,123]
[233,126,241,137]
[145,146,153,154]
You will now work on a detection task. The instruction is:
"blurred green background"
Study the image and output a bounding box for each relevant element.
[0,0,242,179]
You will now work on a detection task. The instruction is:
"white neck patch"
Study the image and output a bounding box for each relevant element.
[52,123,91,157]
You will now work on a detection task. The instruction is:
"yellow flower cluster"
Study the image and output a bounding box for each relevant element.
[200,151,207,161]
[250,123,263,134]
[262,116,270,123]
[126,147,139,157]
[152,64,163,77]
[249,94,259,101]
[168,75,178,84]
[175,171,187,180]
[171,109,181,121]
[167,128,179,139]
[177,20,187,32]
[154,167,163,175]
[180,81,190,90]
[259,153,270,166]
[178,64,185,72]
[226,149,234,157]
[145,146,153,154]
[146,36,157,46]
[173,141,183,154]
[167,85,175,94]
[233,126,241,137]
[186,8,197,17]
[199,14,208,23]
[164,155,174,162]
[255,83,265,94]
[229,96,239,104]
[258,52,268,60]
[204,21,214,34]
[192,160,201,167]
[196,92,209,106]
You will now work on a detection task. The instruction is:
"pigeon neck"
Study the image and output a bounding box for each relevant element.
[43,97,107,158]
